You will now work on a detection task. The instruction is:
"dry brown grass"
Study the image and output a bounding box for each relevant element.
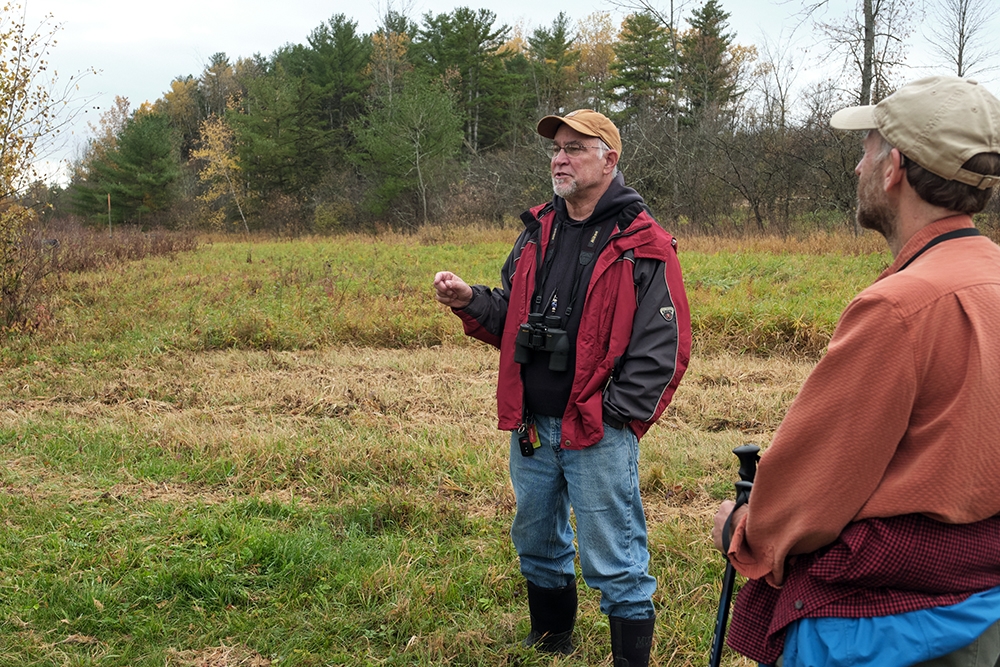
[166,644,270,667]
[1,344,810,515]
[669,352,813,434]
[0,345,510,513]
[679,229,889,255]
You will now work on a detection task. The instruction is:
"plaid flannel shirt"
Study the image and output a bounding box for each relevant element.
[727,513,1000,665]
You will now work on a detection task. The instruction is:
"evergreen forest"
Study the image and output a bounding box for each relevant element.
[26,0,1000,235]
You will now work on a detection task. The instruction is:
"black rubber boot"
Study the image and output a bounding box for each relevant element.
[610,614,655,667]
[521,580,577,655]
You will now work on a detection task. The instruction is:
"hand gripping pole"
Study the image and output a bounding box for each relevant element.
[709,444,760,667]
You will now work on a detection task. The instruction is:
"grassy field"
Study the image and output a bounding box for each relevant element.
[0,226,891,666]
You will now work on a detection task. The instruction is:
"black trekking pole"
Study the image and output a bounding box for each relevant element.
[709,444,760,667]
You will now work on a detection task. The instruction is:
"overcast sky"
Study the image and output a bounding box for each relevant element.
[20,0,1000,181]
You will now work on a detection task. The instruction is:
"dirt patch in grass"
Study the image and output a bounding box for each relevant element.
[166,644,270,667]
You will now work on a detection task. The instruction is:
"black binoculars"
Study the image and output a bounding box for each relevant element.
[513,312,570,371]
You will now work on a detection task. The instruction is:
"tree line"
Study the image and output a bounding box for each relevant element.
[29,0,1000,234]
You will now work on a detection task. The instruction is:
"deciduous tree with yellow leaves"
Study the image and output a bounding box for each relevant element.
[192,112,250,234]
[1,3,88,331]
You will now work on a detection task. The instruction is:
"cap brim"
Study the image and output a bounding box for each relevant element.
[536,116,564,139]
[830,105,878,130]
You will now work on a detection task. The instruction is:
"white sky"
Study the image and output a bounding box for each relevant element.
[19,0,1000,182]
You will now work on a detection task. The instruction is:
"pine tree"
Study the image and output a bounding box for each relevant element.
[301,15,373,157]
[527,13,580,115]
[609,12,674,125]
[486,34,538,149]
[679,0,738,118]
[228,64,329,199]
[351,72,463,224]
[71,109,181,225]
[199,53,239,118]
[412,7,511,153]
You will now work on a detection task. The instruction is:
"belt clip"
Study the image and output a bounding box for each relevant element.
[518,418,540,457]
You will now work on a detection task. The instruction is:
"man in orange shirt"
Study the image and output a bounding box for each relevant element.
[712,76,1000,666]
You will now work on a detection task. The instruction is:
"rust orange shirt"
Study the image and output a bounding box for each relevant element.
[729,216,1000,586]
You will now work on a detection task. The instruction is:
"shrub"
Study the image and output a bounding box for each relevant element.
[1,215,199,337]
[0,204,58,333]
[313,200,356,235]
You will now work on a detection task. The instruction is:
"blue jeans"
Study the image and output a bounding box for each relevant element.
[508,413,656,620]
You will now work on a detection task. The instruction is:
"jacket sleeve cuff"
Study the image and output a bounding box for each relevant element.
[602,403,629,429]
[727,513,784,587]
[454,284,487,315]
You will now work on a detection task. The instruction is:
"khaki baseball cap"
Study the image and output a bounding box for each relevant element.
[537,109,622,154]
[830,76,1000,189]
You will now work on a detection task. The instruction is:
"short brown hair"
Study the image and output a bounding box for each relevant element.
[904,152,1000,214]
[871,130,1000,213]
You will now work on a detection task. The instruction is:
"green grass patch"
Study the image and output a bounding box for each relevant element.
[0,229,889,665]
[3,235,516,367]
[1,230,891,368]
[683,250,889,355]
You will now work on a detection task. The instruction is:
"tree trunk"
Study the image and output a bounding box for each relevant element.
[414,140,428,225]
[861,0,875,104]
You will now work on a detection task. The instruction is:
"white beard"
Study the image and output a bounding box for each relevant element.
[552,177,577,199]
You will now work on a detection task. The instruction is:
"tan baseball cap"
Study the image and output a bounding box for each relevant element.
[537,109,622,154]
[830,76,1000,189]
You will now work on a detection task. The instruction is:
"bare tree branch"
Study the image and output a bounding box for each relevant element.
[926,0,999,77]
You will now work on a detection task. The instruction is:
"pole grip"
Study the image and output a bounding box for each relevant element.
[708,443,761,667]
[733,444,760,485]
[734,480,753,506]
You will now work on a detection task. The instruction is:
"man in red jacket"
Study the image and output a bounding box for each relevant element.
[712,76,1000,666]
[434,109,690,666]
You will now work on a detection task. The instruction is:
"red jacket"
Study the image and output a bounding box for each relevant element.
[456,194,690,449]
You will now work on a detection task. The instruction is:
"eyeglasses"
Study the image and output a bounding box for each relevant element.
[546,142,603,158]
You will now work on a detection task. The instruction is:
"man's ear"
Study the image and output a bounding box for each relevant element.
[885,148,906,190]
[604,149,620,174]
